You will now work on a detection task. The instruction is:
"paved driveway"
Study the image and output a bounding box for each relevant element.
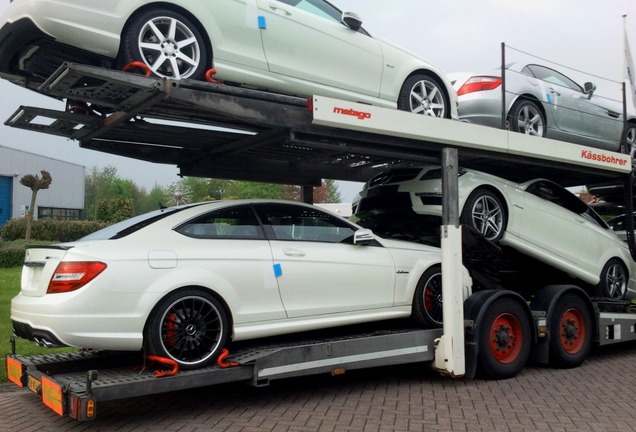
[2,343,636,432]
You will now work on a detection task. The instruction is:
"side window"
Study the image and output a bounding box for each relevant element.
[276,0,342,22]
[255,203,355,243]
[175,205,264,239]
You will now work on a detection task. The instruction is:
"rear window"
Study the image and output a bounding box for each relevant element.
[80,204,200,240]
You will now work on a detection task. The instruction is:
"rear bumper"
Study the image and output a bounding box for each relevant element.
[0,17,52,74]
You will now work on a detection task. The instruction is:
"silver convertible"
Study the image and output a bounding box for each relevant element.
[0,0,457,119]
[451,63,636,152]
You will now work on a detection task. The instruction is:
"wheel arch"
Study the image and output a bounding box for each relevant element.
[461,184,510,227]
[507,94,547,124]
[398,68,454,117]
[117,3,214,68]
[142,284,234,335]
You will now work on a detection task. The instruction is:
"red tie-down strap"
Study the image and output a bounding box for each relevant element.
[145,355,179,378]
[122,61,152,77]
[216,348,239,369]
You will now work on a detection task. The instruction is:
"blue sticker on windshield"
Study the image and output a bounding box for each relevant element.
[273,263,282,277]
[258,16,267,29]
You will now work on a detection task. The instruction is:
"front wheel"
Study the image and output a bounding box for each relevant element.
[397,73,450,118]
[460,188,507,242]
[509,99,546,137]
[478,297,532,379]
[144,288,228,370]
[122,9,208,79]
[412,266,443,328]
[597,258,628,299]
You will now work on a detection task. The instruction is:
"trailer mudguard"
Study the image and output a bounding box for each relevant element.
[528,284,594,365]
[463,289,535,379]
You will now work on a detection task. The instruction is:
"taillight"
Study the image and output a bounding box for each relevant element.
[457,76,502,96]
[48,262,107,294]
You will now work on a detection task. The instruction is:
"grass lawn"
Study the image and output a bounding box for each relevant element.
[1,267,74,382]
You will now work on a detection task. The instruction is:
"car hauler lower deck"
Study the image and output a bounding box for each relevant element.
[4,63,636,420]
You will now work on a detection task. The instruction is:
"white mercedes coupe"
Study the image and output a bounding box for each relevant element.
[354,166,636,301]
[0,0,457,118]
[12,200,471,370]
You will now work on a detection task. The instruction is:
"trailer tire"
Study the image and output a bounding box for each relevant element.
[123,9,208,80]
[549,293,592,368]
[460,188,507,242]
[145,288,228,370]
[478,297,531,379]
[412,265,443,328]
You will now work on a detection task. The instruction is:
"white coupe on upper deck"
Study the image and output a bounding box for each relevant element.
[0,0,457,119]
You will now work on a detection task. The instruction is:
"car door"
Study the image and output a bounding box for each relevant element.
[256,0,384,97]
[515,180,594,268]
[523,65,618,143]
[254,202,396,318]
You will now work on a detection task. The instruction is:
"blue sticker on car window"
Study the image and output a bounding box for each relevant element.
[258,16,267,29]
[273,263,282,277]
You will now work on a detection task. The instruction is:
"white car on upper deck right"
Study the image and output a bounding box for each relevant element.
[450,63,636,152]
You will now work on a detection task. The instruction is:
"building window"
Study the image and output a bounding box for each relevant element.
[38,207,83,221]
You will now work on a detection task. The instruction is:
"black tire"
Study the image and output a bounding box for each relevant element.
[460,188,507,242]
[597,258,628,299]
[397,73,450,118]
[412,266,443,328]
[144,288,228,370]
[620,122,636,157]
[509,99,546,137]
[478,297,532,379]
[122,9,208,80]
[548,294,592,368]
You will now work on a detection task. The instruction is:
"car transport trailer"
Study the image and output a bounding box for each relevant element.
[4,63,636,420]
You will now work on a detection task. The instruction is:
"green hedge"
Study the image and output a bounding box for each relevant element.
[0,219,109,268]
[0,218,108,242]
[0,240,55,268]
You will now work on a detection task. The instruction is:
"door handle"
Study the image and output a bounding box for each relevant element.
[549,89,561,96]
[283,248,306,257]
[269,4,292,15]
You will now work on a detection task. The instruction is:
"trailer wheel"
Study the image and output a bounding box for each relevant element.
[597,258,628,299]
[549,293,592,368]
[145,288,228,370]
[397,73,450,118]
[478,297,531,379]
[461,188,507,242]
[412,265,443,328]
[123,9,208,80]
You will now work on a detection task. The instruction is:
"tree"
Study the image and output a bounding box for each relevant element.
[20,170,52,240]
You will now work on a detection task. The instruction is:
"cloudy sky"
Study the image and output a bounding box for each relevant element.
[0,0,635,201]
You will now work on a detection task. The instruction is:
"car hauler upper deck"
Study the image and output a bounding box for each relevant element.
[4,63,636,420]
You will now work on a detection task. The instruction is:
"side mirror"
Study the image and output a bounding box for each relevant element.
[353,228,374,245]
[584,82,596,99]
[342,11,363,31]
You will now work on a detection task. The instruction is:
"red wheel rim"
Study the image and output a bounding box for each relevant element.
[489,313,523,364]
[559,308,586,354]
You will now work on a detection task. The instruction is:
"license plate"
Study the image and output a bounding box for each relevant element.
[27,375,41,394]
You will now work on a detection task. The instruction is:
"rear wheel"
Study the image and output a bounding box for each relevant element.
[397,73,450,118]
[478,297,531,379]
[122,9,208,79]
[144,288,228,370]
[412,266,443,328]
[549,294,592,368]
[509,99,546,137]
[597,258,628,299]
